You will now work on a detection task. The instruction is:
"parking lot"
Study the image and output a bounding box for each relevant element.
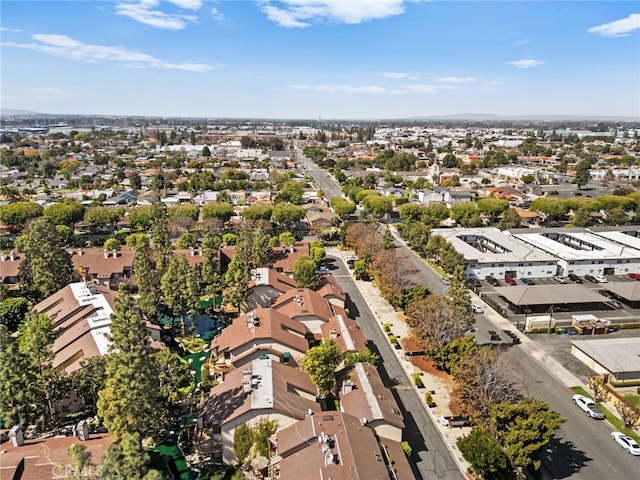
[469,273,640,328]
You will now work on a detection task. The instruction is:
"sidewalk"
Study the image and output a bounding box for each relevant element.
[328,247,473,478]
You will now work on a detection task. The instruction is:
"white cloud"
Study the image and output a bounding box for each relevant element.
[436,76,477,84]
[23,87,71,97]
[115,1,198,29]
[588,14,640,38]
[167,0,202,9]
[379,71,418,79]
[484,81,504,86]
[210,7,225,22]
[2,34,212,72]
[506,58,545,69]
[0,27,22,33]
[291,82,446,95]
[292,84,406,94]
[405,84,439,93]
[259,0,406,28]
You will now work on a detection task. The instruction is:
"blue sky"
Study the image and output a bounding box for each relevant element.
[1,1,639,119]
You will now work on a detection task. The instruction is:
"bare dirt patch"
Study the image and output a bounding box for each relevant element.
[400,334,460,413]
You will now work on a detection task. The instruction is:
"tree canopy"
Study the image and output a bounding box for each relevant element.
[301,339,341,397]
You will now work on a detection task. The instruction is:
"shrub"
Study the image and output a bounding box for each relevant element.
[401,441,412,457]
[389,335,398,345]
[383,323,392,333]
[424,392,435,407]
[413,373,424,388]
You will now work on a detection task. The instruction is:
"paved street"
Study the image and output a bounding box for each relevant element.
[303,155,640,480]
[327,253,464,480]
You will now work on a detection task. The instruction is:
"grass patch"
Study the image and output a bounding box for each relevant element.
[625,395,640,409]
[425,259,447,277]
[571,386,640,444]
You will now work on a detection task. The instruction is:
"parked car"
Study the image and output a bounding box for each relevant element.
[553,276,568,284]
[471,304,484,314]
[467,279,482,288]
[504,278,516,286]
[568,273,582,283]
[521,278,535,285]
[315,267,330,275]
[572,394,605,419]
[608,300,623,309]
[611,432,640,455]
[593,274,607,283]
[486,276,500,287]
[441,277,451,285]
[627,273,640,281]
[585,274,597,283]
[438,416,470,428]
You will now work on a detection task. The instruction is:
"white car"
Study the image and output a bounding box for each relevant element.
[315,267,330,275]
[611,431,640,455]
[572,394,605,419]
[593,275,607,283]
[471,304,484,314]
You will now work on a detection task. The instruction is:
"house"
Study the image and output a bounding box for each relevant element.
[208,307,310,372]
[267,150,291,167]
[199,358,321,464]
[273,411,413,480]
[0,433,113,480]
[339,362,405,442]
[571,337,640,382]
[33,282,116,374]
[219,243,311,279]
[0,250,23,291]
[71,247,134,289]
[242,267,297,312]
[271,288,336,334]
[431,227,558,280]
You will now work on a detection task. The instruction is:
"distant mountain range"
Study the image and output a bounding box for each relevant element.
[1,108,638,122]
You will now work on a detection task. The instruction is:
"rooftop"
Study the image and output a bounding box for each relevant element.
[571,337,640,374]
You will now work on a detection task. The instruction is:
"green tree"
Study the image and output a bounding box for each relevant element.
[85,206,125,233]
[233,424,254,465]
[294,255,317,288]
[344,349,380,367]
[497,208,521,230]
[301,339,341,397]
[574,160,591,190]
[272,203,305,227]
[428,334,477,374]
[71,355,108,416]
[0,297,29,332]
[67,443,93,480]
[97,286,169,441]
[43,200,84,227]
[126,234,161,321]
[381,225,395,249]
[278,231,297,247]
[477,197,510,223]
[447,265,472,315]
[457,428,509,480]
[362,195,393,220]
[161,255,200,337]
[243,204,273,221]
[275,181,304,204]
[175,231,198,249]
[150,200,172,275]
[489,399,565,471]
[18,217,73,301]
[100,432,157,480]
[0,325,39,427]
[330,197,356,220]
[0,201,43,230]
[202,202,235,222]
[127,205,156,231]
[168,203,200,222]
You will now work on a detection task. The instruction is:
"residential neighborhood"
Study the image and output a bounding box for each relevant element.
[1,116,639,480]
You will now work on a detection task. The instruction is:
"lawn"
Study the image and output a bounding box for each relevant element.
[571,386,640,444]
[624,395,640,409]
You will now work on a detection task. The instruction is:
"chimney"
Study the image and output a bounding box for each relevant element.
[9,251,16,261]
[112,249,118,258]
[78,248,83,256]
[329,329,338,339]
[0,253,5,262]
[104,250,109,259]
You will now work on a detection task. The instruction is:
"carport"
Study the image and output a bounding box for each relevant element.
[493,285,611,313]
[598,282,640,305]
